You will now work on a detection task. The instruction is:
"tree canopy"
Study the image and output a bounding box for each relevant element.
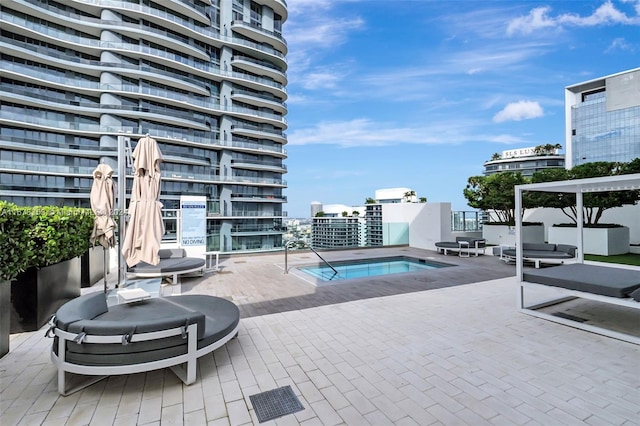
[464,158,640,225]
[463,172,528,224]
[528,161,640,225]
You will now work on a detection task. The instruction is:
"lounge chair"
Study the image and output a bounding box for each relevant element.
[128,248,206,284]
[48,291,240,395]
[435,237,486,257]
[500,243,576,268]
[519,263,640,344]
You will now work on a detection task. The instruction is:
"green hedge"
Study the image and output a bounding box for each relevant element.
[0,201,94,281]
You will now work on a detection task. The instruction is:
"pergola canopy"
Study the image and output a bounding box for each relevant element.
[515,173,640,194]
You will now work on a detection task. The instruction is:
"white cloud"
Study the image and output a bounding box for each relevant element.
[493,101,544,123]
[301,71,343,90]
[286,17,364,50]
[606,37,635,52]
[288,118,525,148]
[506,1,640,35]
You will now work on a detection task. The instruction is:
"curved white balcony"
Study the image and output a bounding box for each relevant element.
[230,90,287,115]
[0,160,94,177]
[251,0,287,21]
[230,20,287,55]
[230,55,287,86]
[224,211,288,218]
[230,159,287,173]
[223,138,286,158]
[220,176,286,187]
[230,194,287,203]
[68,0,209,26]
[230,124,287,145]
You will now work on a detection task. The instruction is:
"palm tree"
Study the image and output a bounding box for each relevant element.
[403,190,416,203]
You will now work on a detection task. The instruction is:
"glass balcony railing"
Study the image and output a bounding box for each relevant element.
[451,211,483,232]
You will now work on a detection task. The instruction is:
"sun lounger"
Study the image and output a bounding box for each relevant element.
[128,248,205,284]
[48,291,240,395]
[519,263,640,344]
[500,243,576,268]
[435,237,486,257]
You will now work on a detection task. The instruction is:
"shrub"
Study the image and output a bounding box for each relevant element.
[0,202,94,280]
[0,201,34,281]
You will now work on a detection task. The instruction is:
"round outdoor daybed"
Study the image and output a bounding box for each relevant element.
[127,249,206,284]
[49,291,240,396]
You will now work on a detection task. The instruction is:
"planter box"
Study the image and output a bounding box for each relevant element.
[482,224,544,246]
[548,226,630,256]
[630,245,640,255]
[1,280,9,358]
[81,246,106,288]
[11,256,81,333]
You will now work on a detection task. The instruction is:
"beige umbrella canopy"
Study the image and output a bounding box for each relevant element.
[121,135,164,267]
[90,163,117,248]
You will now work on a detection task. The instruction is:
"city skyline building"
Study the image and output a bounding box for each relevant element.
[0,0,288,254]
[565,67,640,168]
[483,146,565,177]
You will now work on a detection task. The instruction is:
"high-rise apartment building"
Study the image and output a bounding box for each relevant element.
[311,216,364,249]
[483,146,565,176]
[565,68,640,168]
[0,0,288,254]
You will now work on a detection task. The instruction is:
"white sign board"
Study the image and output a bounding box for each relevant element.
[180,196,206,258]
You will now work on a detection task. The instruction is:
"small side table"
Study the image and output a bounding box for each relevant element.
[457,240,470,257]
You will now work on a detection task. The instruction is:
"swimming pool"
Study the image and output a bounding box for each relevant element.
[298,256,450,282]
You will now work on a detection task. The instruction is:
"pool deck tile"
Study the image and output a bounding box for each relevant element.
[2,247,639,425]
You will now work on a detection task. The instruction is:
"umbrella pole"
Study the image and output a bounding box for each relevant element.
[103,246,108,293]
[117,136,129,288]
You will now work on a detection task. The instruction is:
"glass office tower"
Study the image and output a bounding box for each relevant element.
[565,68,640,168]
[0,0,288,253]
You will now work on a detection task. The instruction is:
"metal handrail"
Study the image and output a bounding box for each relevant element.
[284,240,338,277]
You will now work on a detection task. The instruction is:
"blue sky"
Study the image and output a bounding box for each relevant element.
[281,0,640,218]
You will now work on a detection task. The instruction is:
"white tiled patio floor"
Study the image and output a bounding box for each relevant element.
[2,253,639,425]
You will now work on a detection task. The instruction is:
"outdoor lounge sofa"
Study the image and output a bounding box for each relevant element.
[48,291,240,395]
[500,243,577,268]
[435,237,486,257]
[128,248,206,284]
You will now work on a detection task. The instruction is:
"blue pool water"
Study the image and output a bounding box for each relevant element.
[299,256,449,282]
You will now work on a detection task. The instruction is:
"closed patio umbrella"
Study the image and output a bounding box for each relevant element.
[90,163,117,291]
[121,135,164,268]
[90,163,117,248]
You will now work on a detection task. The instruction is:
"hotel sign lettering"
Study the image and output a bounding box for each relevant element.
[502,147,537,159]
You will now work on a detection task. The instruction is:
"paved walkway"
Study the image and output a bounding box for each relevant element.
[2,248,639,425]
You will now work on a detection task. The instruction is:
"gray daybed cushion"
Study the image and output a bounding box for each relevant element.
[130,257,205,274]
[523,263,640,298]
[501,243,575,260]
[54,291,108,331]
[56,294,239,366]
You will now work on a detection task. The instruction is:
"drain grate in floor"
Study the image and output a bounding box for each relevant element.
[552,312,588,323]
[249,385,304,423]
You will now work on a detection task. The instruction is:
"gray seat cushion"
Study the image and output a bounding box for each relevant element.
[523,264,640,298]
[55,294,239,366]
[130,257,205,274]
[503,249,573,259]
[435,242,459,248]
[54,291,108,331]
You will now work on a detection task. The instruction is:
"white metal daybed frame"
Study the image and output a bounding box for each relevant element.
[514,173,640,345]
[50,319,240,396]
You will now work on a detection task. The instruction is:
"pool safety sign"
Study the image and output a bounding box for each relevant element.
[180,196,206,258]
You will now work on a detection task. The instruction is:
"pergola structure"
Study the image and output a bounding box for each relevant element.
[514,173,640,344]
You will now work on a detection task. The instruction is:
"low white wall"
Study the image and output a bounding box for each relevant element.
[548,226,630,255]
[525,204,640,244]
[408,202,452,251]
[482,224,545,246]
